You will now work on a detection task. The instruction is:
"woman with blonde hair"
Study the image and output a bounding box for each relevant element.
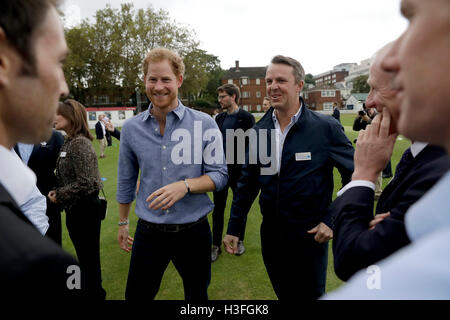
[49,99,106,300]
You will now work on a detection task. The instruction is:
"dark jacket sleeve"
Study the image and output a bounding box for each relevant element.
[227,143,261,238]
[332,151,450,281]
[110,128,121,140]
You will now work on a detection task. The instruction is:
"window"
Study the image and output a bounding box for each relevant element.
[332,74,336,78]
[256,78,261,85]
[243,105,248,111]
[304,92,308,99]
[321,90,336,97]
[257,105,261,111]
[242,91,250,98]
[228,79,233,84]
[97,95,109,104]
[240,77,249,85]
[118,110,126,120]
[88,112,97,121]
[323,102,333,111]
[256,91,261,98]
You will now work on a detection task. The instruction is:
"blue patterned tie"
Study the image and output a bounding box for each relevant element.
[394,147,413,180]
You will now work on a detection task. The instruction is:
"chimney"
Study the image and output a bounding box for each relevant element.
[235,60,239,71]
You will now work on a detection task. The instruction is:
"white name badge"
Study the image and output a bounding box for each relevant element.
[60,152,67,158]
[295,152,311,161]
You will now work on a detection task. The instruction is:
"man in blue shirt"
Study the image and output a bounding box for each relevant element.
[117,48,228,300]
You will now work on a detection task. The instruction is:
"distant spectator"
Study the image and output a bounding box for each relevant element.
[332,102,340,123]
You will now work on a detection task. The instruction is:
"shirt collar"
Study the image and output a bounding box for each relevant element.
[0,145,36,206]
[143,100,186,121]
[272,101,303,125]
[411,141,428,158]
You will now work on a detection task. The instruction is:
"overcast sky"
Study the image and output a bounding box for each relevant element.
[62,0,407,75]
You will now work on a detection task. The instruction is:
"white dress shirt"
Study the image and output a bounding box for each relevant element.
[271,103,302,174]
[337,142,428,197]
[0,145,49,235]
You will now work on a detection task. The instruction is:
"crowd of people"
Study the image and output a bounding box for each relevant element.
[0,0,449,301]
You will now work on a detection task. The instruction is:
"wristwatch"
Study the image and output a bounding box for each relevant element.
[183,179,191,194]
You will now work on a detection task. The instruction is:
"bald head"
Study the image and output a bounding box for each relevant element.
[365,43,400,132]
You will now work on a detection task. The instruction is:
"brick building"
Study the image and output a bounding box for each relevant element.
[221,61,267,112]
[314,70,349,86]
[303,84,342,111]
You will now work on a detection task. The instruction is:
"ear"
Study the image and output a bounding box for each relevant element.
[177,74,183,88]
[0,28,11,87]
[297,80,305,94]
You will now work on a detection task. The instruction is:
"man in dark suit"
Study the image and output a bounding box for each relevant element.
[223,55,354,300]
[0,0,84,299]
[332,102,340,123]
[95,114,108,158]
[331,44,450,281]
[211,84,255,261]
[15,130,65,244]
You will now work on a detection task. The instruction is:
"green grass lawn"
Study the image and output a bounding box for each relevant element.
[61,113,410,300]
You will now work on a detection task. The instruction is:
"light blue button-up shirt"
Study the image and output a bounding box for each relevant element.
[117,101,228,224]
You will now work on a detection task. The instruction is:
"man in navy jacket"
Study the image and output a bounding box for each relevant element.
[331,44,450,281]
[223,55,354,300]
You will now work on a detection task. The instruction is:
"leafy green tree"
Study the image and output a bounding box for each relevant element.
[63,3,216,106]
[351,74,370,93]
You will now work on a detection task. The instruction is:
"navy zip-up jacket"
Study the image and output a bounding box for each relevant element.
[227,98,354,237]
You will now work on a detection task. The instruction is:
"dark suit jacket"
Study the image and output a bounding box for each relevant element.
[332,107,340,123]
[332,145,450,281]
[215,108,255,186]
[15,130,64,196]
[0,183,83,299]
[95,121,104,140]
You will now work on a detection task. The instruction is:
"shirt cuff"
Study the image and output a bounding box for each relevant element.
[337,180,375,197]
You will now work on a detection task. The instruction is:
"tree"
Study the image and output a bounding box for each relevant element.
[63,3,215,106]
[351,75,370,93]
[305,73,315,85]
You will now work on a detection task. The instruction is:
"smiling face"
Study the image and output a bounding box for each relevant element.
[0,7,69,146]
[265,63,303,112]
[381,0,450,147]
[144,59,183,111]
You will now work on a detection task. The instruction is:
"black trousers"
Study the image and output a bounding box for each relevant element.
[212,179,247,246]
[45,199,62,246]
[65,193,106,300]
[260,219,328,300]
[126,217,212,301]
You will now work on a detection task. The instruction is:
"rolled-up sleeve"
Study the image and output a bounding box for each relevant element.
[202,120,228,191]
[116,122,140,204]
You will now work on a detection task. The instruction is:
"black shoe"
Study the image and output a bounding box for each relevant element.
[235,241,246,256]
[211,245,221,262]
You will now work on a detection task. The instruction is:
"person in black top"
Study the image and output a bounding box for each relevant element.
[212,84,255,262]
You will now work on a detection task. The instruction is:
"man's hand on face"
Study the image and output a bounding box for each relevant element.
[352,107,398,183]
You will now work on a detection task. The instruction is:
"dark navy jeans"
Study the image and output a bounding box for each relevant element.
[260,219,328,300]
[125,217,212,300]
